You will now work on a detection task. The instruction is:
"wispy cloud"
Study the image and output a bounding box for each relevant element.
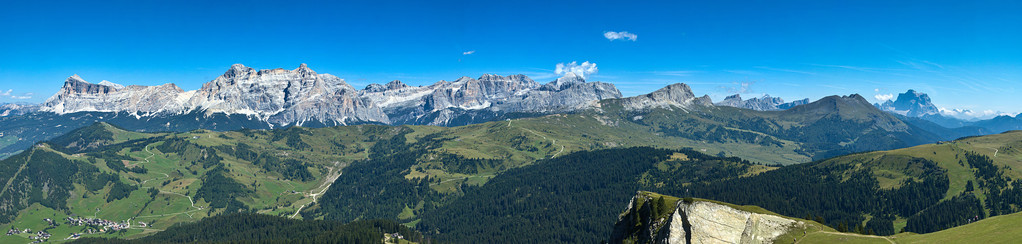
[1,89,11,96]
[723,70,762,76]
[648,71,698,77]
[462,50,475,55]
[555,61,598,79]
[894,59,998,93]
[9,92,33,100]
[940,107,1012,120]
[718,81,756,94]
[818,84,849,90]
[874,93,893,101]
[753,66,817,75]
[604,31,637,41]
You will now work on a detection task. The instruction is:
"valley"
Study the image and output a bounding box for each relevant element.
[0,92,1019,243]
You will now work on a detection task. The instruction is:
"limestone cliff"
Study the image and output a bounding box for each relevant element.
[610,192,803,244]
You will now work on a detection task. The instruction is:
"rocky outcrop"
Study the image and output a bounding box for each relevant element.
[665,201,800,244]
[611,193,802,244]
[715,94,808,111]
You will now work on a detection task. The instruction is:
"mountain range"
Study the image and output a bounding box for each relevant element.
[714,94,809,111]
[0,64,622,158]
[0,64,1016,161]
[875,89,1022,135]
[0,64,1020,243]
[40,64,620,127]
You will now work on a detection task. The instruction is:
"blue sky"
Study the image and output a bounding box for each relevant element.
[1,0,1019,119]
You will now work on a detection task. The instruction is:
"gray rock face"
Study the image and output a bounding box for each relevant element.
[777,98,809,110]
[877,89,939,117]
[715,94,808,111]
[42,74,189,116]
[611,193,802,244]
[360,73,621,125]
[613,193,802,244]
[620,83,702,110]
[0,103,39,117]
[657,201,800,244]
[189,63,388,126]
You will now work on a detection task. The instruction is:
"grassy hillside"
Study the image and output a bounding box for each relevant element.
[891,211,1022,244]
[790,203,1022,244]
[0,124,389,242]
[685,130,1022,236]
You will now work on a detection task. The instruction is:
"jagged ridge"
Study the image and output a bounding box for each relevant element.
[40,64,623,127]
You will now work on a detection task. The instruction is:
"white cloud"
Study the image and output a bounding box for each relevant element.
[874,93,894,101]
[462,50,475,55]
[719,81,756,94]
[555,61,598,79]
[940,107,1012,120]
[1,89,11,96]
[650,71,697,77]
[604,31,637,41]
[10,92,32,99]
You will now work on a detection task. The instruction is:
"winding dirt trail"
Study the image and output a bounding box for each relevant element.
[158,190,200,210]
[511,123,564,159]
[290,161,344,218]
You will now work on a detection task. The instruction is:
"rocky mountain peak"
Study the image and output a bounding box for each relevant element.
[385,80,409,90]
[716,93,807,111]
[619,83,698,110]
[877,89,939,117]
[43,74,189,115]
[97,80,125,90]
[295,63,315,76]
[717,94,743,107]
[477,74,502,81]
[542,72,586,91]
[228,63,251,73]
[58,75,117,95]
[68,74,85,83]
[362,84,387,93]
